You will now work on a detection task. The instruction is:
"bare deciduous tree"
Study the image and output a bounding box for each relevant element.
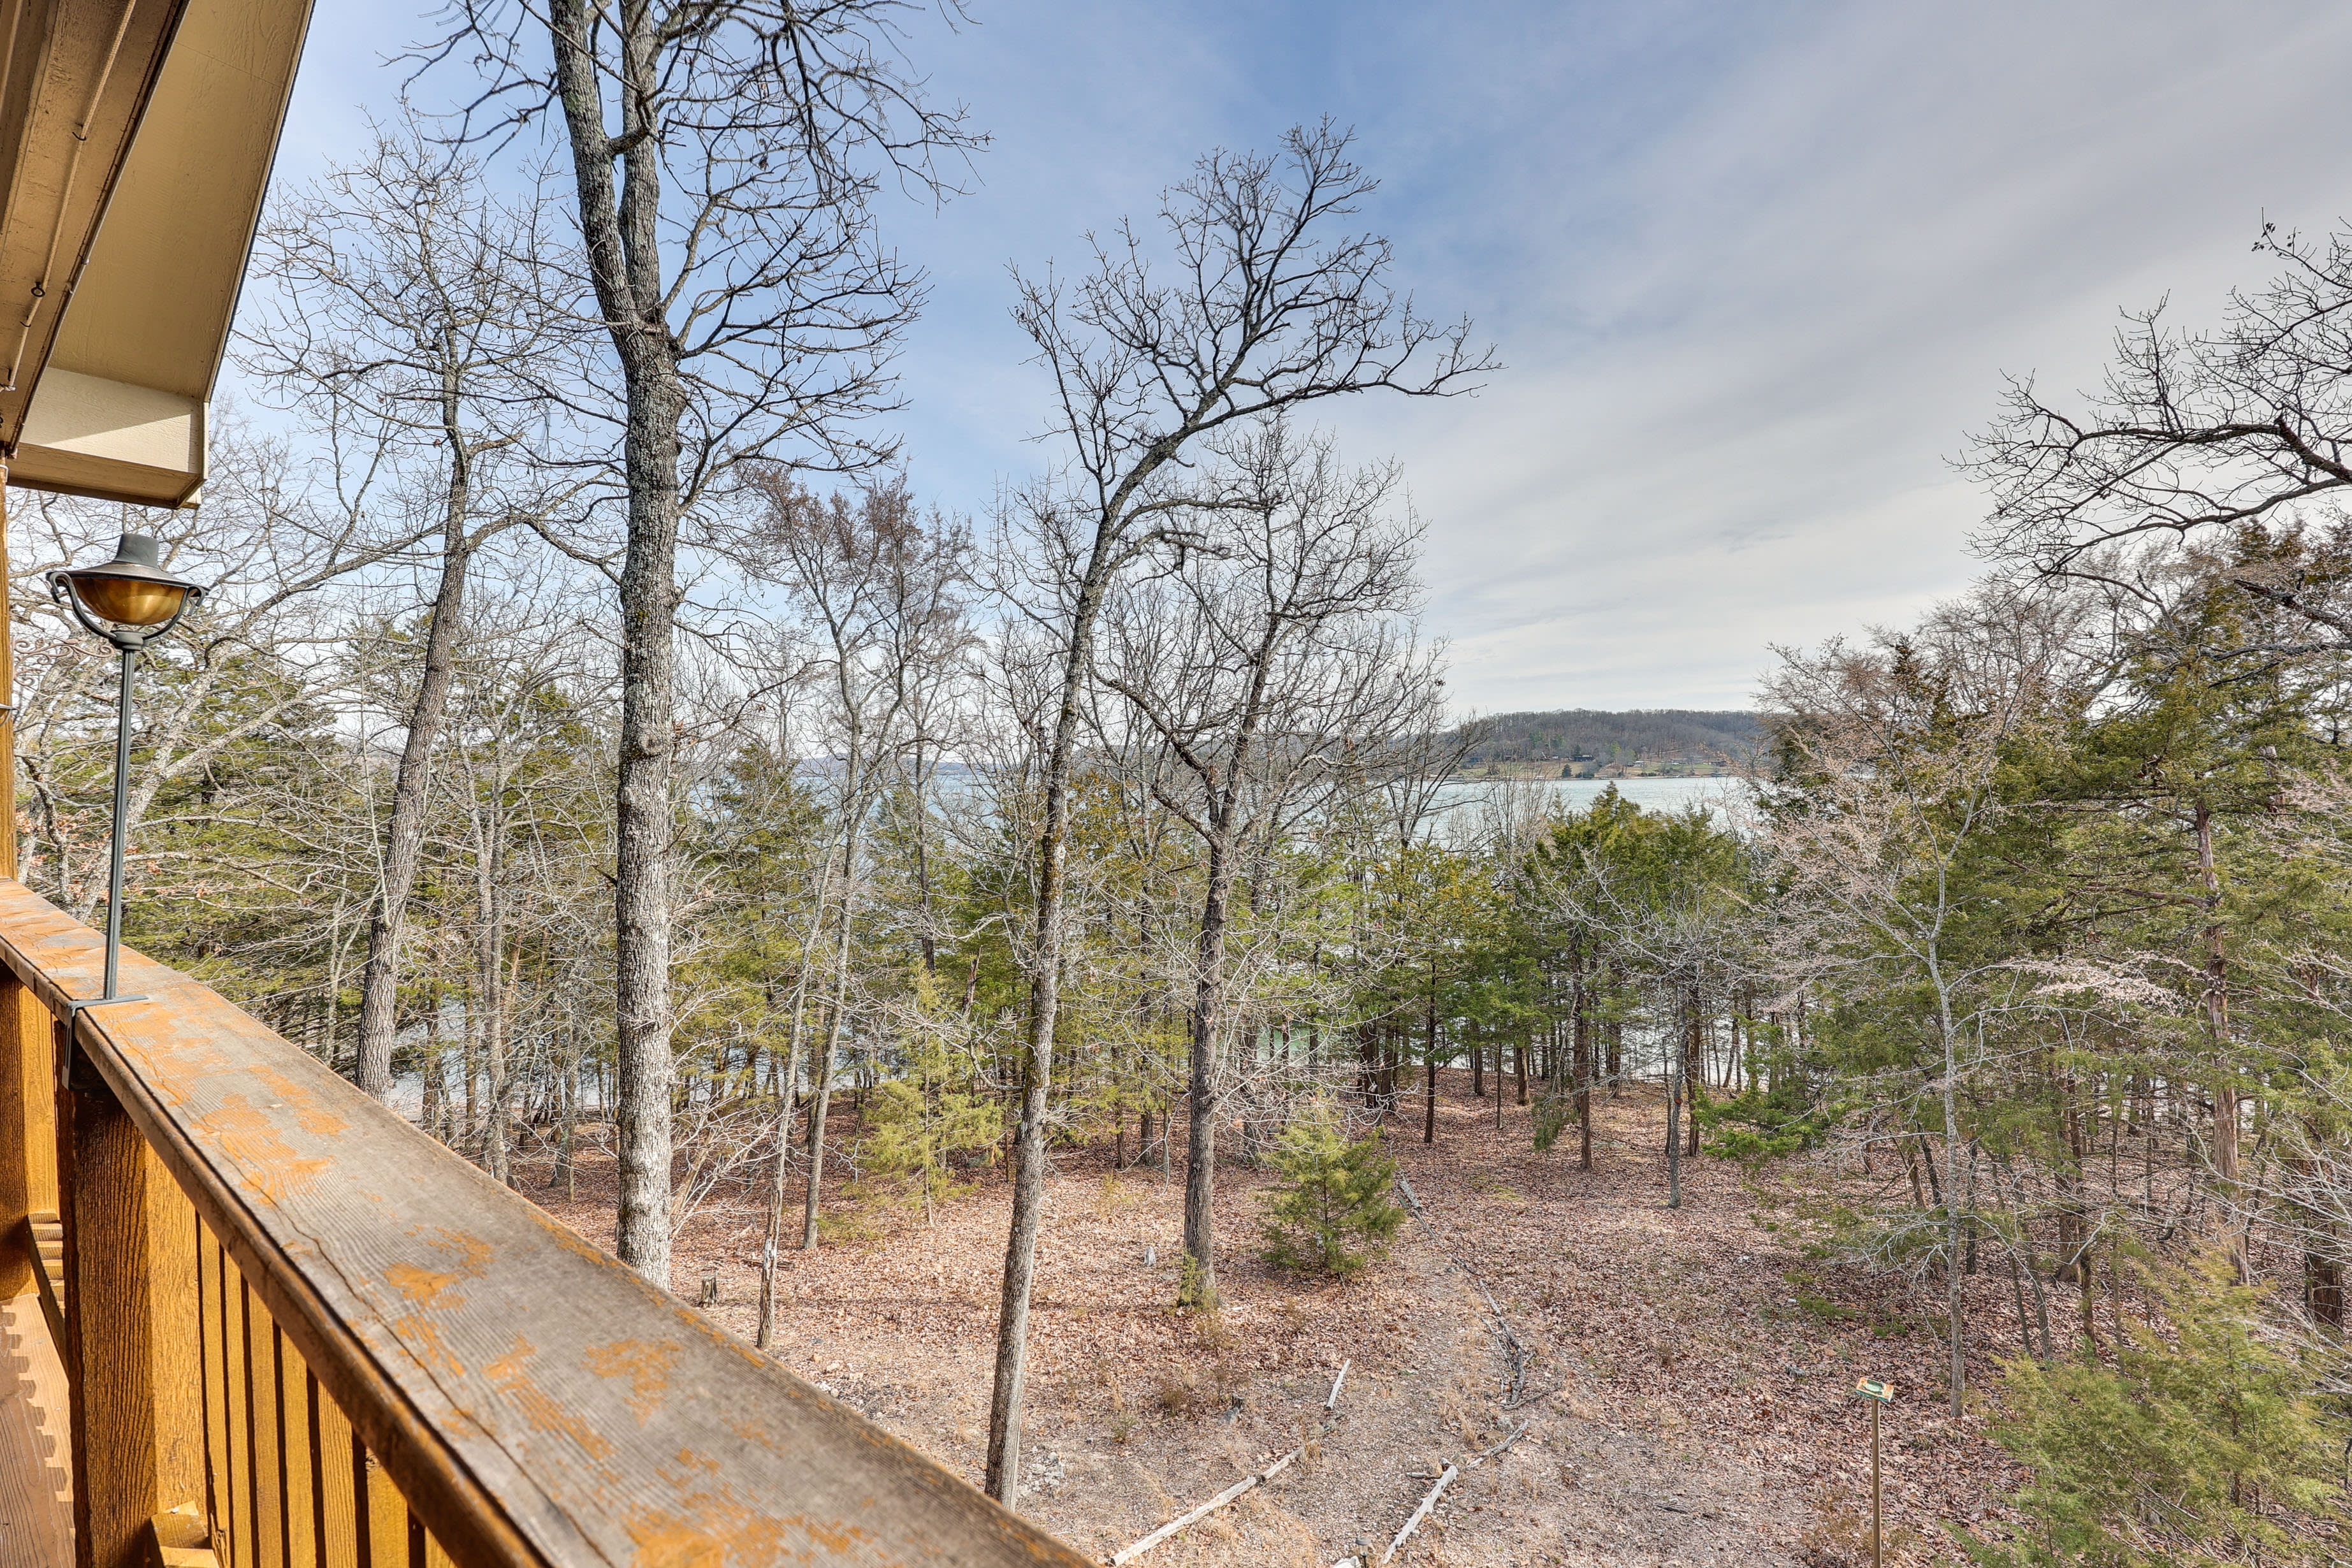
[242,126,581,1101]
[984,120,1491,1501]
[1755,585,2091,1415]
[750,477,970,1269]
[1972,223,2352,656]
[1094,417,1432,1307]
[11,433,421,925]
[415,0,975,1285]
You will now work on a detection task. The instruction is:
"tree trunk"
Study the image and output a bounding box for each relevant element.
[477,862,509,1187]
[986,552,1121,1504]
[551,0,683,1291]
[421,988,446,1142]
[1424,957,1440,1142]
[551,1022,579,1200]
[1683,1003,1702,1156]
[2308,1219,2346,1330]
[1664,1068,1681,1209]
[1574,972,1593,1172]
[2195,802,2244,1279]
[2054,1078,2087,1286]
[1666,992,1684,1209]
[352,363,481,1100]
[802,775,865,1250]
[462,990,481,1154]
[1423,1052,1437,1145]
[1179,831,1235,1307]
[1931,952,1968,1414]
[2005,1247,2040,1363]
[757,860,830,1349]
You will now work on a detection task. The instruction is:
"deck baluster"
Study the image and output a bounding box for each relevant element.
[59,1026,208,1568]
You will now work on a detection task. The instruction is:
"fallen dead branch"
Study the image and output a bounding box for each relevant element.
[1471,1420,1528,1462]
[1379,1465,1455,1563]
[1470,1272,1531,1405]
[1324,1420,1531,1567]
[1106,1361,1354,1565]
[1110,1449,1302,1565]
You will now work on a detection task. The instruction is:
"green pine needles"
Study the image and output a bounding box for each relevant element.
[1530,1091,1574,1152]
[852,967,1000,1226]
[1967,1251,2343,1567]
[1692,1082,1838,1165]
[1259,1101,1405,1279]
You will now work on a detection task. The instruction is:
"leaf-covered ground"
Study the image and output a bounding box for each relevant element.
[532,1077,2035,1565]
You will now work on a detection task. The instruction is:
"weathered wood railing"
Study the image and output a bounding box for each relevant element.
[0,879,1087,1568]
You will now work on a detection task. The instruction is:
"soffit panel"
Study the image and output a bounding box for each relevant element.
[0,0,187,449]
[48,0,312,400]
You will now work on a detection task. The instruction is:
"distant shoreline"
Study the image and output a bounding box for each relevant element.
[1444,765,1742,782]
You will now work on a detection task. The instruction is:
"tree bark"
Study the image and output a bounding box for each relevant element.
[2308,1216,2346,1329]
[1179,829,1234,1306]
[1666,994,1684,1210]
[756,853,831,1349]
[551,0,683,1289]
[2195,801,2244,1279]
[475,824,509,1186]
[801,794,863,1249]
[352,387,477,1098]
[1574,966,1593,1172]
[1423,957,1440,1143]
[1684,1001,1702,1156]
[985,556,1117,1503]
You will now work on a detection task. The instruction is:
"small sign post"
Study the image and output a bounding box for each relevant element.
[1853,1379,1892,1568]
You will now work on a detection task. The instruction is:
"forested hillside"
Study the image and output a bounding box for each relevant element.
[15,88,2351,1568]
[1459,708,1763,775]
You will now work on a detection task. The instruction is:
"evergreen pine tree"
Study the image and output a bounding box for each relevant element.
[1973,1250,2342,1567]
[853,967,1000,1225]
[1259,1101,1404,1278]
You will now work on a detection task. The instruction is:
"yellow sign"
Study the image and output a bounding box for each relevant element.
[1854,1378,1893,1403]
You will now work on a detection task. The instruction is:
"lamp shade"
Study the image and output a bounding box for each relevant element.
[61,534,201,627]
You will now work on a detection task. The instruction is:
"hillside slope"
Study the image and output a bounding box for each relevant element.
[1460,709,1763,778]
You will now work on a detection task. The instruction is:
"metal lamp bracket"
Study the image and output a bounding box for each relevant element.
[54,994,147,1091]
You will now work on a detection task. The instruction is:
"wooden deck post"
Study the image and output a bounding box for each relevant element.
[1,461,17,885]
[0,973,55,1302]
[0,466,38,1305]
[59,1029,205,1568]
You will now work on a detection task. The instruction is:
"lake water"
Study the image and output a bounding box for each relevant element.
[910,764,1741,833]
[1419,774,1747,842]
[1433,774,1741,813]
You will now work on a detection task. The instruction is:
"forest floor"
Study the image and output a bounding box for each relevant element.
[525,1077,2038,1567]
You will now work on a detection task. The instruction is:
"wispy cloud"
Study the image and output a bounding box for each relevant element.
[280,1,2352,712]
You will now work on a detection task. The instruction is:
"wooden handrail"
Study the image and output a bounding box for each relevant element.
[0,879,1087,1568]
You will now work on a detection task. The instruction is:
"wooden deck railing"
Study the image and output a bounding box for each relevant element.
[0,879,1089,1568]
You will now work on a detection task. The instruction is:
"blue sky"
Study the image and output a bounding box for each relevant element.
[274,2,2352,714]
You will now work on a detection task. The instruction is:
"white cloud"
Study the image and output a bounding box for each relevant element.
[280,1,2352,713]
[1310,1,2352,708]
